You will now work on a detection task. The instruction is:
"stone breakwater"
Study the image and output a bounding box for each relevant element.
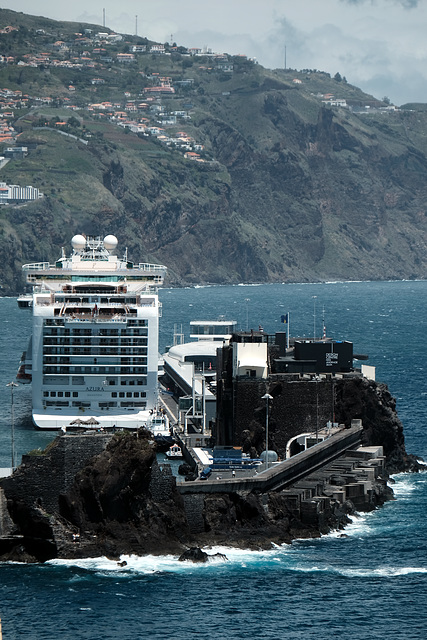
[0,430,393,562]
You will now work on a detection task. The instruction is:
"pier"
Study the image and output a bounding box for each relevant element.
[177,422,364,494]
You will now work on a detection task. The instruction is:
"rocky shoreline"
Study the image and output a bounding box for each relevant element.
[0,378,423,564]
[0,428,419,564]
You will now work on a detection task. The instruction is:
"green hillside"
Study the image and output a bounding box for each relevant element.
[0,8,426,293]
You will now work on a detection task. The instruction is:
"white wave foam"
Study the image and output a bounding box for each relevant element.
[337,566,427,578]
[47,544,294,575]
[390,472,426,499]
[49,554,185,574]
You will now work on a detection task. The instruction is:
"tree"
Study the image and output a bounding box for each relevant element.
[334,72,342,82]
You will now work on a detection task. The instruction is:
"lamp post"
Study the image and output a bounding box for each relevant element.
[7,381,18,470]
[261,393,273,469]
[245,298,250,331]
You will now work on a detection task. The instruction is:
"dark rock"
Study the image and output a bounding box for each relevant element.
[178,547,228,563]
[178,547,209,562]
[178,463,192,476]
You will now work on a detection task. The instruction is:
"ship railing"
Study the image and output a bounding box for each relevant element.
[22,262,51,271]
[60,302,132,309]
[135,263,167,272]
[62,315,131,322]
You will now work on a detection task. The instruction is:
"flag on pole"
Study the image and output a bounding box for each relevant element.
[281,313,289,324]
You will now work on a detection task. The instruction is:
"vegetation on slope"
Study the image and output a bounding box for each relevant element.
[0,9,426,293]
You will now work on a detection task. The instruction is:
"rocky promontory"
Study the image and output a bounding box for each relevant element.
[0,380,422,563]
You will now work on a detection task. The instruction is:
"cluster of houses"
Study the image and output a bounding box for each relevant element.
[86,81,207,160]
[0,77,208,162]
[0,22,240,162]
[0,115,17,144]
[0,23,236,75]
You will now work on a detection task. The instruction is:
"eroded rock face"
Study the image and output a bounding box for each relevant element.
[58,431,190,558]
[0,431,190,561]
[334,378,422,473]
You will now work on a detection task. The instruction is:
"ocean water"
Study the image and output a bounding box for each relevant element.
[0,281,426,639]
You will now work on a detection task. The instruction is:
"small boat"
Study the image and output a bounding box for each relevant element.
[165,444,183,458]
[17,293,33,308]
[16,349,32,383]
[148,412,175,449]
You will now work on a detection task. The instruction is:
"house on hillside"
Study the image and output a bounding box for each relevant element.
[116,53,135,63]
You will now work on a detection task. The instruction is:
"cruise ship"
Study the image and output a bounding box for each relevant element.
[21,234,167,430]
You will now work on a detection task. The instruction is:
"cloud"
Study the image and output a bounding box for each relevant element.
[340,0,420,7]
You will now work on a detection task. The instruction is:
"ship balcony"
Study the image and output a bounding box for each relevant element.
[43,357,148,366]
[43,365,148,375]
[42,337,148,348]
[43,347,148,356]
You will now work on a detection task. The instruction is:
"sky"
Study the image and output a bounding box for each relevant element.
[2,0,427,105]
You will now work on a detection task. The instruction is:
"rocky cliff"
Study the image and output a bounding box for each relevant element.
[0,378,421,563]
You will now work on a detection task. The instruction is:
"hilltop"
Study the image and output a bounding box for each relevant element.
[0,8,426,293]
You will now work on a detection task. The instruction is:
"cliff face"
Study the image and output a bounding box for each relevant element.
[59,432,189,557]
[334,377,420,473]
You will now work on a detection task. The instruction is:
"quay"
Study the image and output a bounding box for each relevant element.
[177,421,365,494]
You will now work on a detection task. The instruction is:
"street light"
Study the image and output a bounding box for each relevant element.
[7,381,19,470]
[261,393,273,469]
[312,295,317,341]
[245,298,250,331]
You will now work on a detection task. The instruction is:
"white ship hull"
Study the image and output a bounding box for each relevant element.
[21,234,167,431]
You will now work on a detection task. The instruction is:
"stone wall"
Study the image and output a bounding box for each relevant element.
[1,434,112,515]
[218,376,336,458]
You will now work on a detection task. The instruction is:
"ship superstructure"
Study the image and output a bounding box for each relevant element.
[22,234,166,430]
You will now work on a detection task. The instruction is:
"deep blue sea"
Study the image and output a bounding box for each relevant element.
[1,281,426,640]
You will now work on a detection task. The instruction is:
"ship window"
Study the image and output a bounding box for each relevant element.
[119,392,125,398]
[126,392,132,397]
[43,391,49,397]
[73,392,78,397]
[65,392,70,397]
[50,392,56,397]
[58,392,63,397]
[112,392,117,398]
